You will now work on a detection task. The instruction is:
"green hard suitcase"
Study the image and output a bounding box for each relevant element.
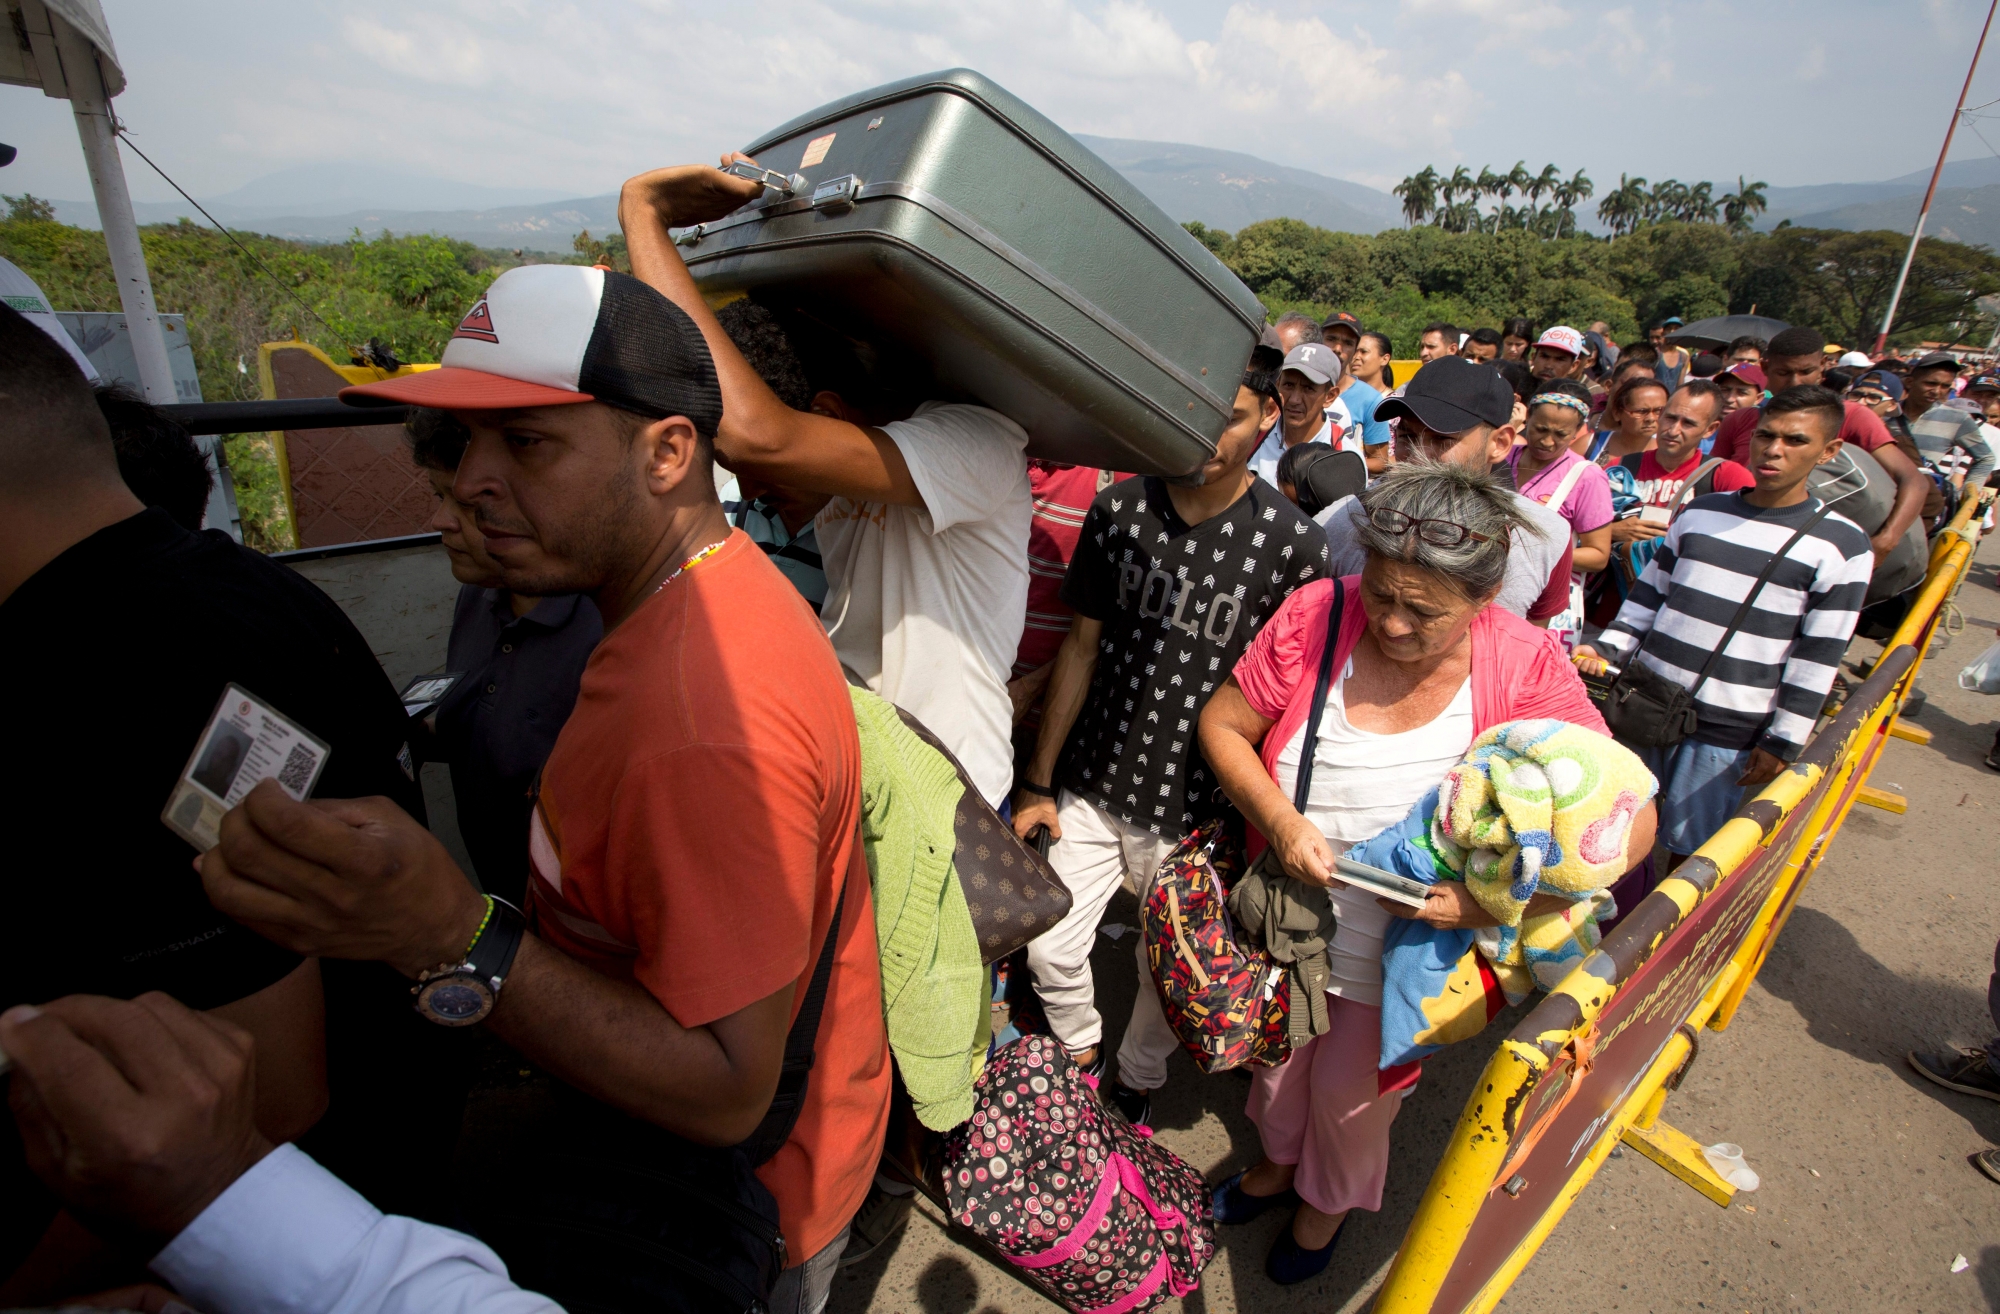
[677,68,1266,476]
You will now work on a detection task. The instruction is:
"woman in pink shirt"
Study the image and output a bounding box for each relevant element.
[1196,463,1640,1286]
[1508,380,1614,578]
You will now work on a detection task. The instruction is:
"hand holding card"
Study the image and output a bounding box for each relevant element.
[196,783,488,978]
[162,685,331,851]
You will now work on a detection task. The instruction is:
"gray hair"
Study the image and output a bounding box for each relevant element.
[1272,311,1324,344]
[1352,461,1543,602]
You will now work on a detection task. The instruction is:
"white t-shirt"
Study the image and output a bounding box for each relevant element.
[1271,661,1474,1005]
[1250,397,1359,489]
[816,402,1032,806]
[1,256,100,381]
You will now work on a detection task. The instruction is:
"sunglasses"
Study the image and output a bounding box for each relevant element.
[1368,505,1492,548]
[1847,389,1890,405]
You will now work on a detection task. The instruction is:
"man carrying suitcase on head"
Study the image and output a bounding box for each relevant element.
[619,159,1032,815]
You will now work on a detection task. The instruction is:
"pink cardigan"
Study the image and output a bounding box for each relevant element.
[1231,575,1608,855]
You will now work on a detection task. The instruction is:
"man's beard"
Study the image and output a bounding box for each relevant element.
[476,464,646,598]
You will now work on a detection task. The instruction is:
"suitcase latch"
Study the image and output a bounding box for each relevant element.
[811,174,864,213]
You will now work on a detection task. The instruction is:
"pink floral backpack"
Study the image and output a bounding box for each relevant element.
[941,1035,1215,1313]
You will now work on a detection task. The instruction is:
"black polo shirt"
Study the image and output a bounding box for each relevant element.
[0,509,422,1271]
[434,585,602,904]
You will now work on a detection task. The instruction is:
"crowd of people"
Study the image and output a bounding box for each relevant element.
[1,151,1996,1314]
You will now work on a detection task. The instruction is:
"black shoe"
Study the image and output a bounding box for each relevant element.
[1975,1149,2000,1185]
[1070,1046,1107,1080]
[1105,1079,1152,1128]
[1211,1170,1299,1225]
[838,1182,914,1268]
[1265,1213,1346,1286]
[1908,1047,2000,1101]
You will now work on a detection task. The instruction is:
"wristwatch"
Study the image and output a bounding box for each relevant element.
[411,896,527,1027]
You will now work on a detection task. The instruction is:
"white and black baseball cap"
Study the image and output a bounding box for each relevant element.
[342,264,723,433]
[1375,356,1514,433]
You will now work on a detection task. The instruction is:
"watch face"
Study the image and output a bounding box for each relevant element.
[417,975,493,1027]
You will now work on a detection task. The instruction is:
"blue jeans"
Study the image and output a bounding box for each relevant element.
[1640,739,1754,856]
[767,1224,851,1314]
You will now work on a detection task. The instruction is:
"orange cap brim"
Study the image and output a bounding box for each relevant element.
[339,367,596,411]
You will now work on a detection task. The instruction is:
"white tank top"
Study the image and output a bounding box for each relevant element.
[1271,659,1474,1005]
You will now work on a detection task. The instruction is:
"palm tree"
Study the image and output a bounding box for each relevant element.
[1685,180,1720,224]
[1721,176,1768,233]
[1644,179,1686,225]
[1525,163,1560,209]
[1442,166,1475,225]
[1393,166,1439,227]
[1598,174,1645,238]
[1507,161,1532,207]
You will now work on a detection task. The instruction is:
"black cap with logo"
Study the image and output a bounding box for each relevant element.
[1375,357,1516,433]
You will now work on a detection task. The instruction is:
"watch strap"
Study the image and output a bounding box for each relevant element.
[466,896,527,994]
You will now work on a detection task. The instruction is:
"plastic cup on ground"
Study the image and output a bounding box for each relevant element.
[1702,1142,1759,1191]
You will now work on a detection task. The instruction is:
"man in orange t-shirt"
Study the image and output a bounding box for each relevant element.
[196,264,888,1313]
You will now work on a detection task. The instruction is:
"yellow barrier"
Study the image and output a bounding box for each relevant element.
[1373,493,1987,1313]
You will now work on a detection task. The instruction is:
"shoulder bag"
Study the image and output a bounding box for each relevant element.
[1604,501,1832,750]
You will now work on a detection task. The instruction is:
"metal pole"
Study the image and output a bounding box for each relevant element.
[1872,0,1999,357]
[52,16,176,405]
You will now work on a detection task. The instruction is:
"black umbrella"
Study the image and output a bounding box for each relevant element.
[1664,314,1791,351]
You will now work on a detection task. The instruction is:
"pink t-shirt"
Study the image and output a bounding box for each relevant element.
[1509,447,1615,536]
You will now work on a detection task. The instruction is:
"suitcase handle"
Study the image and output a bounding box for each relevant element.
[720,160,807,197]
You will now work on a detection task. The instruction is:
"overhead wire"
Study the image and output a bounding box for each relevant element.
[111,123,345,341]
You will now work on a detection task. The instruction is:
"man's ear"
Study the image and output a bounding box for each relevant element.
[637,414,707,496]
[810,390,868,424]
[1486,422,1518,463]
[1817,434,1844,466]
[1260,395,1280,429]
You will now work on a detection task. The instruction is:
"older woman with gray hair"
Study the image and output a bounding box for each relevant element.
[1197,461,1627,1285]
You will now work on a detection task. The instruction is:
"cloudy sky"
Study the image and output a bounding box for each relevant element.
[6,0,2000,205]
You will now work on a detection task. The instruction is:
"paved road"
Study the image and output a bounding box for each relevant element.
[830,528,2000,1314]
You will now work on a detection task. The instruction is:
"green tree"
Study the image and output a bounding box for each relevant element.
[1182,220,1233,256]
[4,193,57,223]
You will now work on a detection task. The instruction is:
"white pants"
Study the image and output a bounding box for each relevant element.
[1025,790,1184,1091]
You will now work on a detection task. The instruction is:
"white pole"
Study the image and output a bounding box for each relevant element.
[52,16,175,405]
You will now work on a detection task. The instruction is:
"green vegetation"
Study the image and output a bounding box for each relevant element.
[1195,217,2000,358]
[0,201,570,549]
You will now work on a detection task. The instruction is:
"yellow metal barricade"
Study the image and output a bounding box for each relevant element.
[1374,494,1987,1313]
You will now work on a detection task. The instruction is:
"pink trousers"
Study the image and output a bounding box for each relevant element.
[1246,993,1404,1216]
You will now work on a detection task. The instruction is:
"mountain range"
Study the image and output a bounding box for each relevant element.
[45,146,2000,252]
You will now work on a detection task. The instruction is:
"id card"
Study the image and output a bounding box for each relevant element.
[1331,855,1432,909]
[399,671,463,718]
[162,684,332,851]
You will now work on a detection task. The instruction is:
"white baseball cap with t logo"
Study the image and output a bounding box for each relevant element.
[341,264,722,431]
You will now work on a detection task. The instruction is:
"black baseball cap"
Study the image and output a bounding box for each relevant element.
[1322,311,1363,337]
[1376,356,1515,433]
[1908,351,1963,374]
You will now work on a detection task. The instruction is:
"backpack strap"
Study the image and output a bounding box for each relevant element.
[1288,578,1347,811]
[1540,454,1592,511]
[738,877,847,1166]
[1667,458,1726,524]
[1684,501,1834,702]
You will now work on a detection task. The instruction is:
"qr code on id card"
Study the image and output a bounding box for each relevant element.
[277,742,319,794]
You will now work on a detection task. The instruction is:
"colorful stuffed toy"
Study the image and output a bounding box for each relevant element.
[1355,720,1657,1071]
